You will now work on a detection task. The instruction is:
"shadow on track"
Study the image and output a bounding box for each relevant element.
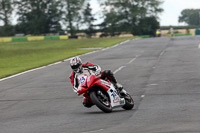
[78,108,136,115]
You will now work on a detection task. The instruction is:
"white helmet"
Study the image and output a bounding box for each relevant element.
[70,56,82,73]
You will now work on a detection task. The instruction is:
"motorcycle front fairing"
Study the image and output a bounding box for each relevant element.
[76,74,110,94]
[92,78,126,108]
[87,75,110,91]
[106,84,126,108]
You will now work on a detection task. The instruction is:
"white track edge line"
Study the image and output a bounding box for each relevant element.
[113,66,126,74]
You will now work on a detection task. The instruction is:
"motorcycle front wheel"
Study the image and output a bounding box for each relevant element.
[90,89,112,113]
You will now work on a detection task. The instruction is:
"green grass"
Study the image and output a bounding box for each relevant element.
[0,37,134,79]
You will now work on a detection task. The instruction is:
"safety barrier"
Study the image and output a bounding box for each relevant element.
[195,29,200,35]
[139,35,150,38]
[28,36,45,41]
[0,37,12,42]
[174,34,193,36]
[12,37,28,42]
[44,36,60,40]
[0,35,69,43]
[60,35,69,40]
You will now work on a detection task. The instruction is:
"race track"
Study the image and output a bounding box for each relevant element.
[1,36,200,133]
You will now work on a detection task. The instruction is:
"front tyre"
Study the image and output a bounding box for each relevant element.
[90,90,112,113]
[122,93,134,110]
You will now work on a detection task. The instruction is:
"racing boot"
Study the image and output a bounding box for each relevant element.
[116,83,127,96]
[119,89,127,97]
[103,70,125,95]
[116,83,123,91]
[114,82,126,96]
[82,97,94,108]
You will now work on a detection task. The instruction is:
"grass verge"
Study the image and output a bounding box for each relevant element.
[0,37,135,79]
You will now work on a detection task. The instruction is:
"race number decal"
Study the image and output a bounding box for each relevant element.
[80,76,86,85]
[111,92,117,99]
[111,92,120,103]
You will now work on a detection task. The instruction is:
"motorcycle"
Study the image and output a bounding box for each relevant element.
[76,72,134,113]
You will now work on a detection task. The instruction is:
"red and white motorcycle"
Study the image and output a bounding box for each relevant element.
[77,72,134,113]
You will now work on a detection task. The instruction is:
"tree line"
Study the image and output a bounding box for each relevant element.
[0,0,163,37]
[179,9,200,26]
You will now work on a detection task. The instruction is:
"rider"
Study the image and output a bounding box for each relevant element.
[69,56,123,108]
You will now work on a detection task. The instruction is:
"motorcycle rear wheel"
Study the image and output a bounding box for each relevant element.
[90,90,112,113]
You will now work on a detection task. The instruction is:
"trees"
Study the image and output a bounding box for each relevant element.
[134,16,160,36]
[179,9,200,26]
[0,25,15,36]
[100,10,121,36]
[100,0,163,36]
[0,0,13,26]
[15,0,63,35]
[82,3,96,37]
[62,0,86,36]
[0,0,164,37]
[0,0,15,36]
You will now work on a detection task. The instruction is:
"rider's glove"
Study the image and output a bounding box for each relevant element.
[73,87,78,93]
[73,86,81,96]
[94,65,101,76]
[95,69,101,74]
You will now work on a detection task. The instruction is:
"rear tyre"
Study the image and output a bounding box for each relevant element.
[90,90,112,113]
[122,93,134,110]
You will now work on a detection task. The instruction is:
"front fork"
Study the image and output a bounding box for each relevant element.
[97,90,109,102]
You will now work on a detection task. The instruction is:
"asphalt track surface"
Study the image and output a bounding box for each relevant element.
[1,36,200,133]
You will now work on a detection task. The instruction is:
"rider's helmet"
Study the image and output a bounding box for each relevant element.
[70,56,82,73]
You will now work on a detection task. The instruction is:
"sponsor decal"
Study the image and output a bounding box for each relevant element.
[87,76,90,82]
[101,80,110,87]
[120,100,125,105]
[113,98,120,103]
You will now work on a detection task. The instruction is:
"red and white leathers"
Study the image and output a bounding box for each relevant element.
[69,62,119,107]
